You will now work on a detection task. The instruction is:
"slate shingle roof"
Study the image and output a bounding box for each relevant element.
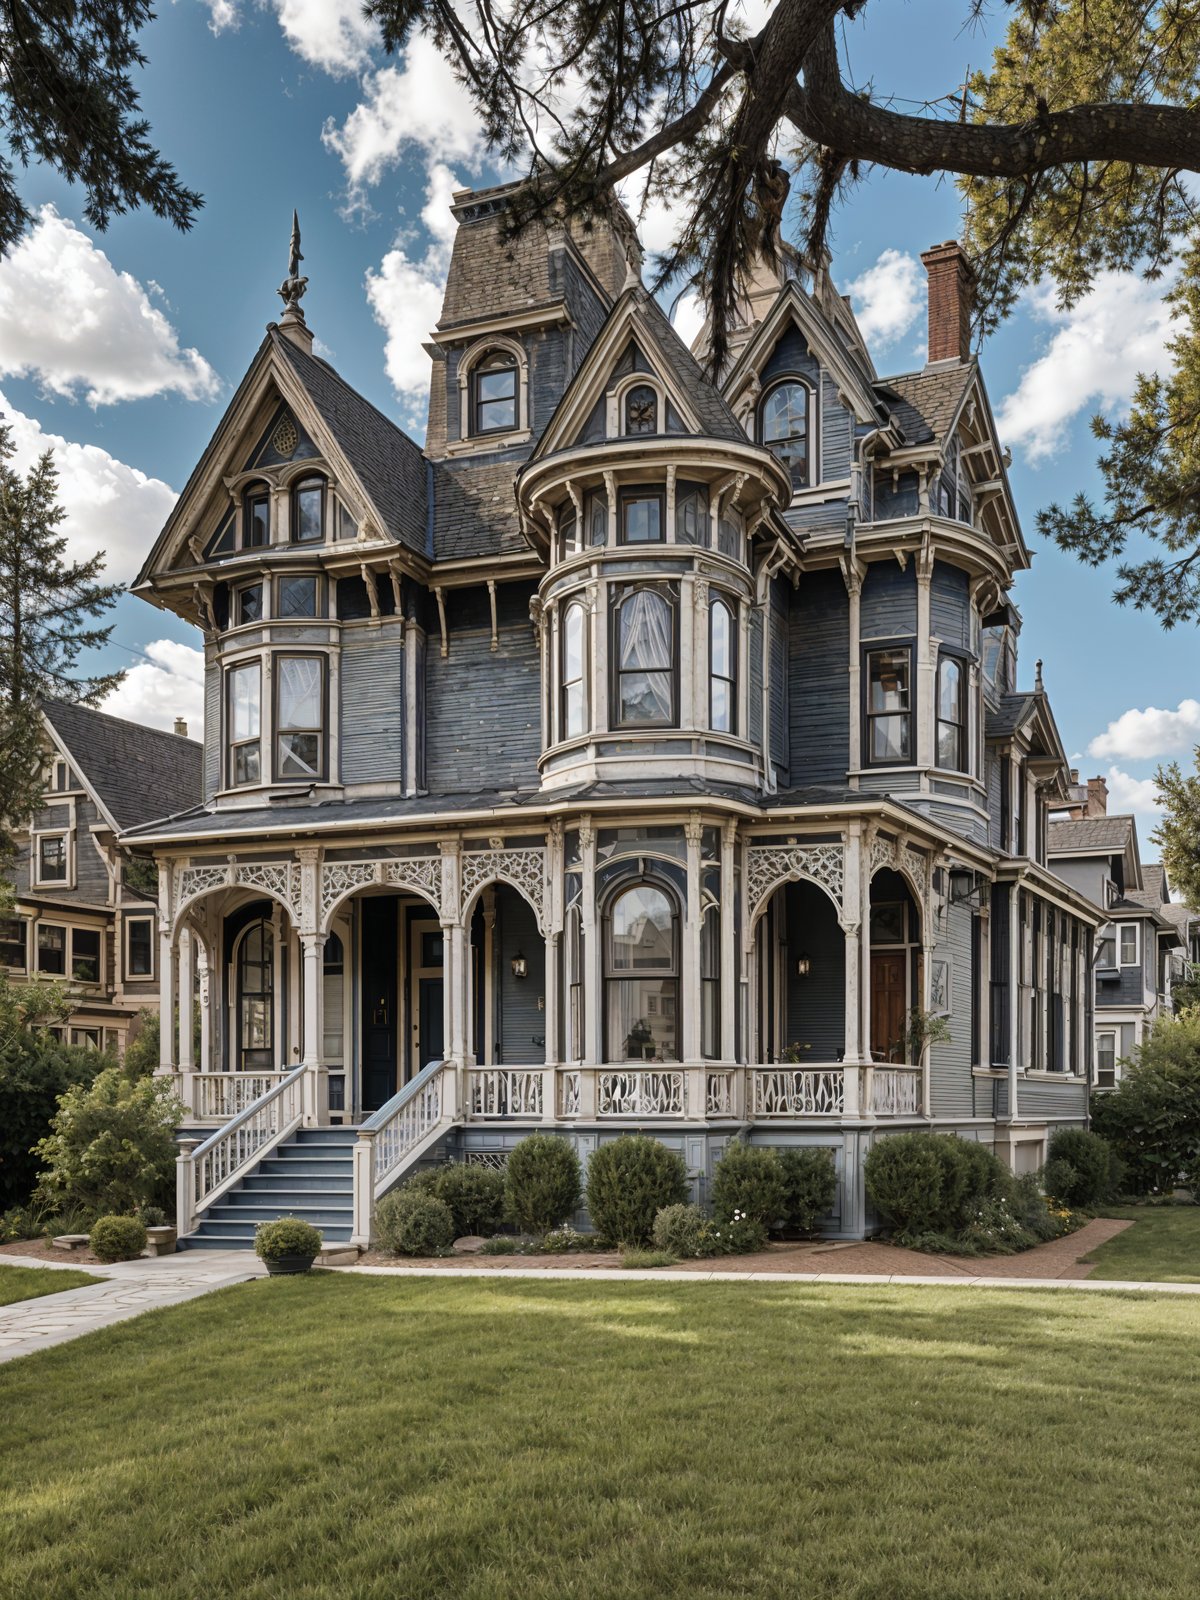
[636,295,748,444]
[432,459,526,561]
[42,699,203,833]
[1048,816,1135,855]
[876,363,973,446]
[272,330,429,558]
[986,694,1037,739]
[1141,864,1168,904]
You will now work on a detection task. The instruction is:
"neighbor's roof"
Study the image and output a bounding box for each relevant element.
[1048,816,1136,855]
[875,363,974,447]
[41,699,203,833]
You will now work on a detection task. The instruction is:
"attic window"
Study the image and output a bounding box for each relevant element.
[244,485,270,548]
[624,385,658,435]
[471,350,518,435]
[292,477,325,544]
[760,381,810,486]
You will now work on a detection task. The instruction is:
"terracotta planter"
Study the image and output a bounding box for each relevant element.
[263,1253,317,1276]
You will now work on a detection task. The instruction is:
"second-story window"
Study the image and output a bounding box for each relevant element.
[72,928,100,984]
[761,380,810,486]
[0,916,26,969]
[613,587,675,728]
[709,596,736,734]
[292,477,325,544]
[1119,924,1139,967]
[276,575,319,619]
[560,602,587,740]
[275,656,325,781]
[228,662,262,787]
[936,653,966,771]
[37,924,66,975]
[125,916,154,979]
[675,482,709,545]
[244,483,269,548]
[619,489,664,544]
[236,582,263,626]
[866,647,912,764]
[472,350,518,434]
[624,384,658,435]
[37,835,68,884]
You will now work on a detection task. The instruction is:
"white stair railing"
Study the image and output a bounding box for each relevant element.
[176,1064,305,1236]
[195,1072,291,1120]
[352,1060,458,1245]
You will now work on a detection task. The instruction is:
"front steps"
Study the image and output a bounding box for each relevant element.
[179,1127,358,1251]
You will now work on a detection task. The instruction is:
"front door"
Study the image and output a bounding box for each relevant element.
[870,950,908,1063]
[361,897,398,1113]
[410,920,445,1076]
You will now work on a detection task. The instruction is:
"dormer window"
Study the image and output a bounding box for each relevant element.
[760,381,810,486]
[292,477,325,544]
[472,350,517,434]
[624,384,658,435]
[276,574,319,619]
[244,484,269,548]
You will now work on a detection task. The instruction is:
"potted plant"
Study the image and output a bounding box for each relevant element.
[254,1216,322,1276]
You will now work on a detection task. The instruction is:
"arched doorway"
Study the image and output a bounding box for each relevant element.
[869,868,921,1063]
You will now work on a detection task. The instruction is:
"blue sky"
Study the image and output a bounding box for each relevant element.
[3,0,1195,846]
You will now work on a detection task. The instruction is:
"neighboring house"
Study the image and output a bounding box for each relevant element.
[1048,776,1186,1087]
[125,189,1102,1248]
[2,700,202,1054]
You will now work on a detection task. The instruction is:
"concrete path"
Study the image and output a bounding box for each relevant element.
[0,1251,264,1365]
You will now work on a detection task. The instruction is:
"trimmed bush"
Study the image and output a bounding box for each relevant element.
[89,1215,147,1263]
[1041,1157,1079,1207]
[504,1134,581,1234]
[777,1147,837,1233]
[374,1190,455,1256]
[708,1211,768,1254]
[33,1067,184,1216]
[1046,1128,1115,1207]
[585,1134,688,1246]
[864,1132,1011,1238]
[254,1217,322,1262]
[653,1202,717,1259]
[710,1142,785,1226]
[137,1204,169,1229]
[404,1164,506,1237]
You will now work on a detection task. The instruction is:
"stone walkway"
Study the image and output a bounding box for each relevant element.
[0,1251,264,1364]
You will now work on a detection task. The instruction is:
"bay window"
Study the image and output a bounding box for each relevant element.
[236,582,263,626]
[866,647,913,764]
[276,574,319,618]
[1119,924,1139,967]
[0,917,26,969]
[619,488,664,545]
[709,596,736,734]
[675,482,708,545]
[560,602,587,740]
[71,928,100,984]
[227,662,262,787]
[275,655,326,781]
[936,652,966,771]
[37,924,66,975]
[613,587,675,728]
[605,881,679,1061]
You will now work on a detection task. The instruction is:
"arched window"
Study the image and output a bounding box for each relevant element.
[560,601,587,740]
[236,919,274,1070]
[323,932,344,1063]
[613,587,675,728]
[471,349,518,434]
[291,476,325,544]
[760,381,810,485]
[605,881,679,1061]
[709,596,736,734]
[936,653,966,771]
[701,900,720,1060]
[624,383,658,435]
[243,482,270,548]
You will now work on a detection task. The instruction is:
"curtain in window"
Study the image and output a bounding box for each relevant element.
[562,603,586,737]
[277,657,323,779]
[618,591,673,724]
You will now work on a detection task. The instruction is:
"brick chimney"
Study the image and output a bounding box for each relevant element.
[1086,775,1109,818]
[173,717,189,738]
[920,241,975,364]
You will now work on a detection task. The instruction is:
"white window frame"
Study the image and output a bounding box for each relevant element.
[1118,922,1140,967]
[124,914,156,982]
[35,921,68,977]
[1096,1030,1117,1087]
[33,829,73,889]
[1097,924,1117,969]
[71,1026,102,1050]
[69,926,103,986]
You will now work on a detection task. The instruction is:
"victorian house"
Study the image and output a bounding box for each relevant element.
[126,189,1101,1247]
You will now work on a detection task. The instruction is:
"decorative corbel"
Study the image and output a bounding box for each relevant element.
[434,586,449,658]
[192,582,217,634]
[387,560,404,618]
[360,563,381,620]
[528,594,544,646]
[487,579,499,652]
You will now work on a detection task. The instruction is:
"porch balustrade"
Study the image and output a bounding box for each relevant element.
[751,1066,845,1118]
[176,1064,306,1236]
[351,1059,458,1243]
[192,1072,291,1120]
[866,1066,922,1116]
[468,1068,544,1118]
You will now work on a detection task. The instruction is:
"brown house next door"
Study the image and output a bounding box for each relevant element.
[870,951,908,1063]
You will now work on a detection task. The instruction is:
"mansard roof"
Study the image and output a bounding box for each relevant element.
[41,698,203,833]
[876,363,975,447]
[431,459,525,562]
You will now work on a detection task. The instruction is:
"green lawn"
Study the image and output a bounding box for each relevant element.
[0,1264,101,1306]
[4,1276,1200,1598]
[1086,1206,1200,1282]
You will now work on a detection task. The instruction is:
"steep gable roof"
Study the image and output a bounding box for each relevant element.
[875,364,974,447]
[635,295,746,443]
[1048,816,1135,855]
[41,699,203,833]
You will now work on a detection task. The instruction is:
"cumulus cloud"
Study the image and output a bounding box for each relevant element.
[1089,699,1200,761]
[671,291,706,354]
[1102,764,1164,830]
[845,249,924,352]
[365,163,461,420]
[0,208,219,407]
[103,640,205,736]
[2,390,178,585]
[996,271,1177,463]
[200,0,377,72]
[199,0,239,31]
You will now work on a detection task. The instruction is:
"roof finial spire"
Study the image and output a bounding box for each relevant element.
[1035,657,1044,691]
[275,209,313,352]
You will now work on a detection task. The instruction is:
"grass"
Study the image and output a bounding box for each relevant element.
[3,1279,1200,1597]
[0,1264,101,1306]
[619,1248,678,1268]
[1085,1205,1200,1282]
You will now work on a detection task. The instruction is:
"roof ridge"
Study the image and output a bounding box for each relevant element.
[271,328,419,447]
[41,696,202,748]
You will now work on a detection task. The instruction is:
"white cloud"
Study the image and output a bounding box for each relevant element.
[996,271,1177,463]
[671,291,706,353]
[0,207,219,407]
[199,0,376,72]
[322,37,483,198]
[1089,699,1200,761]
[1102,764,1163,830]
[199,0,239,31]
[365,163,461,420]
[845,249,923,352]
[103,640,205,736]
[2,389,178,585]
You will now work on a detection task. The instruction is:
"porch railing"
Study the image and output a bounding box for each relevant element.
[867,1066,922,1116]
[193,1072,291,1120]
[468,1068,544,1118]
[352,1059,458,1243]
[751,1067,845,1118]
[176,1064,305,1236]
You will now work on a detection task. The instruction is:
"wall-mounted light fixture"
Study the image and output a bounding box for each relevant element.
[796,952,812,978]
[947,866,987,909]
[511,952,528,980]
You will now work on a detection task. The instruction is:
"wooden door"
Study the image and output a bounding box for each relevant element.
[870,950,908,1063]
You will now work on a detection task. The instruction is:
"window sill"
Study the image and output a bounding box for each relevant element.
[442,429,532,458]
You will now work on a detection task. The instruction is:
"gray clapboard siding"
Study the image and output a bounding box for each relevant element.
[930,560,972,650]
[928,902,974,1118]
[204,665,221,799]
[821,372,852,481]
[788,568,849,784]
[1019,1077,1087,1118]
[861,559,916,638]
[495,889,546,1065]
[340,633,405,785]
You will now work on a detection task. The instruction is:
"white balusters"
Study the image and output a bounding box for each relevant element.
[597,1069,685,1117]
[751,1067,844,1117]
[467,1069,544,1118]
[869,1067,921,1116]
[177,1065,305,1234]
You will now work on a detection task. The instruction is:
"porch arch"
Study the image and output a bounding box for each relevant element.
[746,840,845,930]
[460,847,546,935]
[319,856,443,933]
[172,859,302,937]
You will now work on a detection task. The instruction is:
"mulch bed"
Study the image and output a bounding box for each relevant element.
[0,1237,104,1266]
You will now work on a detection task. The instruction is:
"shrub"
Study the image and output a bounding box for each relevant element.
[864,1132,1011,1238]
[0,1203,43,1243]
[777,1147,837,1233]
[540,1224,586,1253]
[585,1134,688,1246]
[89,1215,147,1263]
[710,1143,786,1226]
[1041,1157,1079,1206]
[33,1067,184,1216]
[1046,1127,1116,1207]
[957,1196,1035,1255]
[137,1204,169,1229]
[0,1022,102,1208]
[1010,1173,1075,1244]
[1091,1009,1200,1194]
[405,1164,505,1237]
[254,1217,322,1262]
[374,1190,455,1256]
[708,1210,768,1254]
[653,1202,718,1259]
[504,1134,582,1233]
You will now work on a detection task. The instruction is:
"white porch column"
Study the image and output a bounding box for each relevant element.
[580,815,600,1068]
[921,859,937,1119]
[916,538,935,772]
[178,929,195,1071]
[543,822,564,1075]
[197,938,213,1073]
[300,934,323,1125]
[1008,884,1020,1120]
[841,557,864,789]
[683,813,702,1065]
[157,860,176,1076]
[481,888,497,1065]
[842,821,863,1071]
[860,828,874,1068]
[720,819,737,1063]
[440,839,466,1076]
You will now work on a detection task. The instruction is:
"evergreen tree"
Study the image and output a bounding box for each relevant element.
[373,0,1200,622]
[0,426,124,853]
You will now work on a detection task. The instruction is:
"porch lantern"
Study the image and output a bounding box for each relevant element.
[796,952,812,978]
[947,866,986,909]
[511,951,528,980]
